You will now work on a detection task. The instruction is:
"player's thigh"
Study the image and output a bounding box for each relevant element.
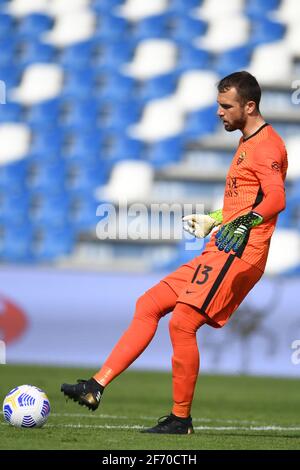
[177,251,263,328]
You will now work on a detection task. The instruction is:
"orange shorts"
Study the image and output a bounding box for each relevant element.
[162,250,263,328]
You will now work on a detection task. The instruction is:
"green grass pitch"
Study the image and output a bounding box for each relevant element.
[1,364,300,450]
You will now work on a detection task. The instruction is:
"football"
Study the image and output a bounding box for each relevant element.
[3,385,51,428]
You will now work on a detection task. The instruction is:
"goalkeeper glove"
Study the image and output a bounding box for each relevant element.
[183,209,223,239]
[215,211,263,253]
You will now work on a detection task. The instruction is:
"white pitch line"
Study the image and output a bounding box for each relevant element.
[2,422,300,432]
[2,411,300,429]
[49,413,267,426]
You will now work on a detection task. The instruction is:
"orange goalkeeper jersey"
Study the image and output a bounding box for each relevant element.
[205,123,288,272]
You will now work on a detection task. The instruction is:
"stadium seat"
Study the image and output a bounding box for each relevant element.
[183,105,219,139]
[0,123,31,163]
[61,68,97,100]
[129,96,184,141]
[17,13,53,36]
[146,136,183,168]
[197,15,250,52]
[167,15,207,41]
[0,13,14,38]
[96,71,136,101]
[116,0,169,21]
[130,14,168,41]
[249,41,292,86]
[99,134,144,165]
[25,98,63,129]
[26,157,66,191]
[123,39,177,79]
[136,73,178,103]
[29,127,66,155]
[31,225,75,261]
[169,0,201,13]
[174,70,219,112]
[94,14,128,40]
[96,160,154,204]
[0,223,32,262]
[47,0,92,16]
[194,0,244,20]
[69,194,99,230]
[12,63,64,105]
[249,19,285,47]
[16,40,56,67]
[0,64,21,89]
[0,101,23,123]
[43,9,96,47]
[245,0,281,19]
[175,43,210,72]
[29,191,70,227]
[265,229,300,275]
[7,0,49,17]
[214,45,253,77]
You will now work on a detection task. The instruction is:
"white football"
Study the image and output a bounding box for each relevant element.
[3,385,51,428]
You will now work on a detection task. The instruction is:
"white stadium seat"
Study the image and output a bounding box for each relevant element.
[123,39,177,79]
[129,96,184,142]
[174,70,219,112]
[116,0,168,21]
[265,229,300,275]
[43,9,95,47]
[0,124,31,164]
[11,63,63,104]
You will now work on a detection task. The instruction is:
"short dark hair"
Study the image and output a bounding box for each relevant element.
[217,71,261,110]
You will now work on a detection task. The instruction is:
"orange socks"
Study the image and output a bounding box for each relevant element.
[93,282,177,386]
[169,302,206,418]
[93,283,206,419]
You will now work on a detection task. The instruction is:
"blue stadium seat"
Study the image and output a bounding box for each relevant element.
[0,189,29,225]
[26,157,66,191]
[169,0,202,13]
[25,98,62,128]
[16,40,56,67]
[69,193,100,231]
[0,160,27,192]
[17,13,53,36]
[94,14,128,39]
[65,129,105,158]
[146,136,183,168]
[176,43,211,72]
[96,71,136,101]
[137,73,178,103]
[249,19,285,46]
[215,45,253,77]
[92,0,124,12]
[130,14,168,41]
[59,40,95,69]
[0,64,21,89]
[0,37,16,67]
[0,101,23,122]
[167,15,207,41]
[183,105,219,139]
[0,223,32,262]
[61,98,100,130]
[30,128,66,154]
[29,191,70,227]
[98,100,140,131]
[62,68,96,100]
[245,0,281,19]
[0,13,14,38]
[65,158,107,193]
[31,225,74,261]
[92,41,134,69]
[100,134,144,165]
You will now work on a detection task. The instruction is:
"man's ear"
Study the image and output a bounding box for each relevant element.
[245,100,257,114]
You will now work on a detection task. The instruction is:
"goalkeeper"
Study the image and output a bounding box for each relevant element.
[61,71,287,435]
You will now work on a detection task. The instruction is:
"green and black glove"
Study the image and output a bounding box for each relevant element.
[215,212,263,253]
